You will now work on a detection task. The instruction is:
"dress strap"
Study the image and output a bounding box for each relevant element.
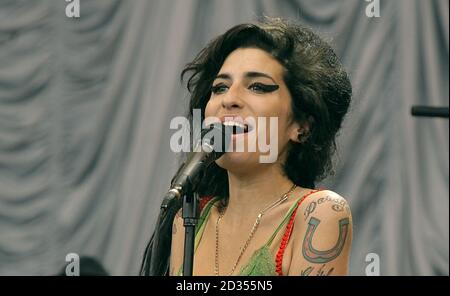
[177,196,221,276]
[275,189,325,276]
[265,189,321,247]
[194,196,221,250]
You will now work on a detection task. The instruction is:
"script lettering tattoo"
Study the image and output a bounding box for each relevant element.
[316,264,334,276]
[300,265,334,276]
[302,217,350,264]
[331,204,344,212]
[304,202,317,220]
[300,266,314,276]
[304,196,349,219]
[333,202,351,214]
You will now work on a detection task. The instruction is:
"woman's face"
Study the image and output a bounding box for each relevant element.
[205,47,300,174]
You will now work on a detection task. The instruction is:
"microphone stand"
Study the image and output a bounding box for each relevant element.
[167,151,210,276]
[158,181,198,276]
[158,122,227,276]
[181,187,198,276]
[411,106,449,118]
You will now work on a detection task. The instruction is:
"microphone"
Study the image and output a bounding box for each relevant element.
[167,122,229,200]
[411,106,449,118]
[147,123,229,276]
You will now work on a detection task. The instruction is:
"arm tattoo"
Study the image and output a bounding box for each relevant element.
[300,266,314,276]
[316,264,334,276]
[331,204,344,212]
[304,201,317,220]
[300,265,334,276]
[302,217,350,264]
[304,196,350,220]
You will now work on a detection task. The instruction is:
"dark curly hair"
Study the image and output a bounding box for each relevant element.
[141,17,352,276]
[181,17,352,197]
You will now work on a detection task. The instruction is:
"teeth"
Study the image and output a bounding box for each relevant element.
[223,121,246,129]
[223,120,249,134]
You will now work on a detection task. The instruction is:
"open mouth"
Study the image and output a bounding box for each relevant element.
[223,120,252,135]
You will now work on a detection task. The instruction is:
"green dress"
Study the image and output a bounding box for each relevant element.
[177,194,308,276]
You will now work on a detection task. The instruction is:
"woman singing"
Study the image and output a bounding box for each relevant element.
[142,17,353,276]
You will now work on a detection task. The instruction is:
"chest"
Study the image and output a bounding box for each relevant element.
[192,208,296,276]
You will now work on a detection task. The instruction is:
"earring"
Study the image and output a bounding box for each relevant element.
[297,131,308,143]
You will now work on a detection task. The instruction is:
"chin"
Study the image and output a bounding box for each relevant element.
[215,152,261,173]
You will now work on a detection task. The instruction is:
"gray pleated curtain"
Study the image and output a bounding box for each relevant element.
[0,0,448,275]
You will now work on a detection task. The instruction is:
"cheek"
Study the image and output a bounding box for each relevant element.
[204,96,220,118]
[204,100,213,117]
[273,106,294,144]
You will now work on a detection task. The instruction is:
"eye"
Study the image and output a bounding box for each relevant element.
[248,83,279,94]
[211,83,229,95]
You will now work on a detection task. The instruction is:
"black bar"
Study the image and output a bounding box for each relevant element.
[182,191,198,276]
[411,106,449,118]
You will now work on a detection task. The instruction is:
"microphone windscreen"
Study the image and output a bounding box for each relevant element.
[201,123,231,161]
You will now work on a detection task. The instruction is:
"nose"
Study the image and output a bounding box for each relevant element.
[221,85,244,110]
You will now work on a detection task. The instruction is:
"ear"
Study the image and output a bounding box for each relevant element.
[289,121,310,144]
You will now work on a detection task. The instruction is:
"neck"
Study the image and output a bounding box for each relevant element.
[224,164,295,218]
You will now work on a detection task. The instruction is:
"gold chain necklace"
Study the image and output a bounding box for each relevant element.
[214,184,297,276]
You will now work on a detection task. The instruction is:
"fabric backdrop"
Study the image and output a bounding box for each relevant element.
[0,0,448,275]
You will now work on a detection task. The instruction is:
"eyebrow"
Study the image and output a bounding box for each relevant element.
[214,71,277,84]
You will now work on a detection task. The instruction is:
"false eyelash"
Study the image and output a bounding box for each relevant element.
[211,83,228,94]
[210,83,280,94]
[249,83,279,93]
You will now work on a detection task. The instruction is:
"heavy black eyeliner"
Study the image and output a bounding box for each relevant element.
[211,83,228,94]
[249,83,279,93]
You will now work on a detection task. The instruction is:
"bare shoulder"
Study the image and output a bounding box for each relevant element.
[297,189,352,222]
[287,189,353,276]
